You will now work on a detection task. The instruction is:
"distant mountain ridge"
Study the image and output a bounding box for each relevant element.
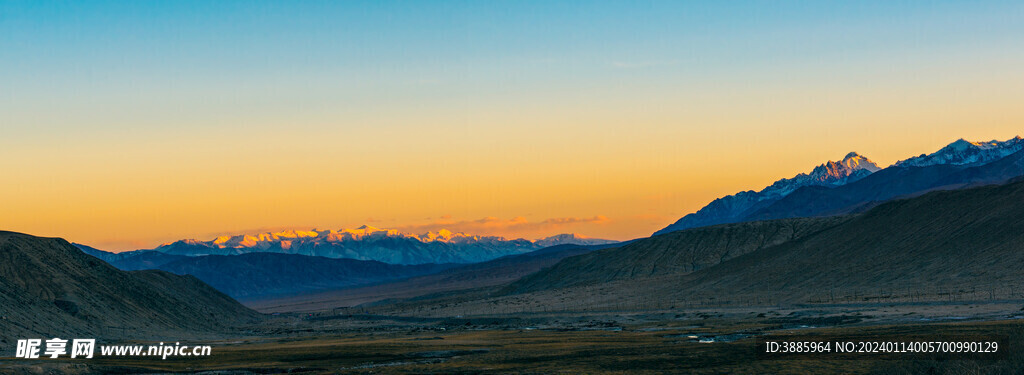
[76,240,615,301]
[83,226,615,265]
[743,147,1024,222]
[160,227,613,251]
[656,136,1024,235]
[154,253,456,299]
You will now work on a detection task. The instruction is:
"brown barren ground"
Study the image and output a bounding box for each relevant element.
[3,307,1023,374]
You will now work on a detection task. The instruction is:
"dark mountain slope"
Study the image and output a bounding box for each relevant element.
[937,147,1024,186]
[509,217,845,294]
[110,251,189,271]
[155,253,456,299]
[0,232,258,350]
[247,242,620,312]
[392,242,625,291]
[673,178,1024,303]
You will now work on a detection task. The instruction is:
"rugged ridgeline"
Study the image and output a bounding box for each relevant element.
[509,217,845,293]
[75,244,189,271]
[654,152,880,235]
[744,147,1024,221]
[0,232,259,350]
[656,136,1024,235]
[137,227,615,265]
[154,253,456,299]
[493,178,1024,310]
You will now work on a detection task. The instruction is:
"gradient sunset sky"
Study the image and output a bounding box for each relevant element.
[2,1,1023,250]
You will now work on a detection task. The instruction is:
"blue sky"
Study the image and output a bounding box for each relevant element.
[6,1,1021,105]
[2,1,1024,249]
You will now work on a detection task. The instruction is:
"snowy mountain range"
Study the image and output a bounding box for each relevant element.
[896,137,1024,167]
[656,136,1024,235]
[149,226,616,264]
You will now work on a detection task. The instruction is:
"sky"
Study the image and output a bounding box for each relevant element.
[2,1,1023,251]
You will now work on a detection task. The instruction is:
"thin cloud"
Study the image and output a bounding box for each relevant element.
[395,215,610,237]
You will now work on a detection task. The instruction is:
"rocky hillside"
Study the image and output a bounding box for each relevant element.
[0,232,259,352]
[674,177,1024,304]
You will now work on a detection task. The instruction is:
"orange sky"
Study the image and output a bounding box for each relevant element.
[4,114,1021,251]
[3,2,1023,251]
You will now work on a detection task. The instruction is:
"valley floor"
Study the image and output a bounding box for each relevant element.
[3,301,1024,374]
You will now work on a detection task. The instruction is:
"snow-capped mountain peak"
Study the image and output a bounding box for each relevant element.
[759,152,881,198]
[419,229,458,242]
[654,152,882,235]
[839,152,882,172]
[896,136,1024,168]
